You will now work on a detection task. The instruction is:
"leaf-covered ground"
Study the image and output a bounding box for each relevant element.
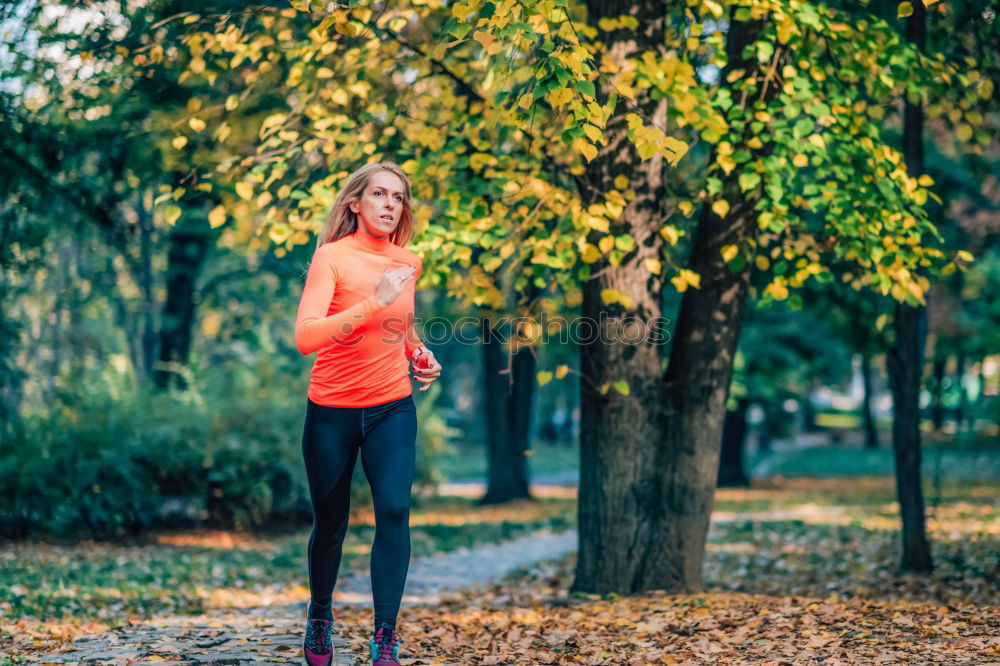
[331,479,1000,664]
[3,478,998,664]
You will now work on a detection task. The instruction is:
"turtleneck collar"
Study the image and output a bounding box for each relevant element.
[350,227,392,252]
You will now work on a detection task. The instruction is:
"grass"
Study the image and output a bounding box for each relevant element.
[747,443,1000,481]
[435,439,580,481]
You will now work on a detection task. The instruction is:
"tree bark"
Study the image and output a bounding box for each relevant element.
[930,356,946,431]
[479,316,535,504]
[139,190,158,382]
[717,398,750,488]
[861,352,880,449]
[154,226,210,390]
[572,2,779,593]
[954,351,967,431]
[886,0,933,573]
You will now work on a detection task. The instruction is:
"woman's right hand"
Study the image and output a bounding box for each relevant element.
[374,265,417,308]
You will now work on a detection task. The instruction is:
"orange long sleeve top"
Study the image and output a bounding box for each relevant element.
[295,230,424,407]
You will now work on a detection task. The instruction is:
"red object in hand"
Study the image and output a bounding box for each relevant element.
[415,351,432,370]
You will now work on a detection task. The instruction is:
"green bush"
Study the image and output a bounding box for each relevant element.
[0,357,457,539]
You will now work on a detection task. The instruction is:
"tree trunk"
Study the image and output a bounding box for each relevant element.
[139,190,158,382]
[717,398,750,488]
[886,0,932,573]
[573,2,778,594]
[154,226,210,390]
[954,351,967,430]
[930,356,946,431]
[861,352,880,449]
[479,316,535,504]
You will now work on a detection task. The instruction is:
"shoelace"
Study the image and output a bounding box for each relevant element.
[376,626,397,657]
[305,620,333,654]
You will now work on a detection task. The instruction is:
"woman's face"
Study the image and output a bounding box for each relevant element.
[351,170,407,238]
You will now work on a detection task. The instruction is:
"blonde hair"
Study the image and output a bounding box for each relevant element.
[318,162,415,249]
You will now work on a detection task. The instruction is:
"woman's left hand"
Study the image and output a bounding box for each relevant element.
[411,348,442,391]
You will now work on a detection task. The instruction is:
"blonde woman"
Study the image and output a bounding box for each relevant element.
[295,162,442,666]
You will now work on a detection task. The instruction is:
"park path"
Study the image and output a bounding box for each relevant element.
[42,527,577,666]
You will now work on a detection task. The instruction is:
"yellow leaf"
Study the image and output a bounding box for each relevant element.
[580,142,598,162]
[660,225,679,245]
[470,153,498,171]
[452,1,475,21]
[764,281,789,300]
[956,124,973,142]
[225,95,239,111]
[236,182,254,200]
[807,134,825,149]
[163,205,181,225]
[317,67,334,78]
[600,288,632,308]
[598,235,614,253]
[555,365,569,379]
[331,88,350,105]
[712,199,730,217]
[536,371,553,386]
[613,79,635,99]
[614,175,629,190]
[721,244,738,262]
[793,154,809,167]
[644,258,662,274]
[755,255,770,271]
[214,122,231,142]
[518,93,533,110]
[548,86,573,107]
[208,205,226,228]
[581,244,601,263]
[682,269,701,289]
[188,117,206,132]
[269,225,290,244]
[586,215,610,233]
[583,124,603,143]
[898,1,913,17]
[171,136,188,150]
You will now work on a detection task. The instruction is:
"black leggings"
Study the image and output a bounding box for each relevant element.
[300,395,417,628]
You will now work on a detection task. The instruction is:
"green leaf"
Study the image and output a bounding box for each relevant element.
[738,172,761,192]
[448,21,472,40]
[613,380,630,396]
[575,79,596,98]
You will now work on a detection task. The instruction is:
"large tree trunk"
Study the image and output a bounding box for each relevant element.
[861,352,880,449]
[154,226,210,390]
[886,0,933,573]
[717,398,750,488]
[573,2,778,593]
[479,315,535,504]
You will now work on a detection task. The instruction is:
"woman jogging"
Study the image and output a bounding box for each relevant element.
[294,162,442,666]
